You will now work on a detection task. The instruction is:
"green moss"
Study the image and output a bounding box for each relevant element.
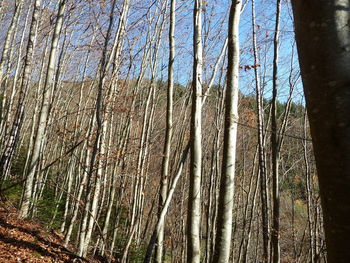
[10,147,28,176]
[32,252,42,258]
[2,179,23,205]
[35,186,64,229]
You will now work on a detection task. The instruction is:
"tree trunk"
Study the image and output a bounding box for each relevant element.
[251,0,270,261]
[212,0,242,262]
[0,0,23,136]
[292,1,350,262]
[20,0,66,219]
[155,0,176,261]
[0,0,42,183]
[187,0,203,262]
[271,0,282,262]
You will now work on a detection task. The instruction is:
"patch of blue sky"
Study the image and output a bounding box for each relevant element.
[8,0,304,105]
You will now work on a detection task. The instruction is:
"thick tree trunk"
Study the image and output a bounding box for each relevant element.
[292,1,350,262]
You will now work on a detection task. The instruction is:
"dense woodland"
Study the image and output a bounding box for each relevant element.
[0,0,349,262]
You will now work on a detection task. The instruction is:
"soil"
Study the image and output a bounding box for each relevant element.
[0,203,99,263]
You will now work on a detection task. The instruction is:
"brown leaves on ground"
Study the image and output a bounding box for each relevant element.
[0,203,94,263]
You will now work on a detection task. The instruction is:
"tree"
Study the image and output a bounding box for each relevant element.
[212,0,242,262]
[271,0,282,262]
[0,0,23,135]
[20,0,67,219]
[188,0,203,262]
[251,0,270,261]
[0,0,43,184]
[156,0,176,261]
[292,1,350,262]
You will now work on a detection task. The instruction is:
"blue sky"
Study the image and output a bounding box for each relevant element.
[0,0,304,104]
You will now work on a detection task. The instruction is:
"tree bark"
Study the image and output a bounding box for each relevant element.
[20,0,66,219]
[271,0,282,262]
[292,1,350,262]
[155,0,176,261]
[187,1,203,262]
[0,0,42,183]
[212,0,242,262]
[251,0,270,261]
[0,0,23,135]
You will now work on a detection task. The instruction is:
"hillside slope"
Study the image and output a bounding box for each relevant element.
[0,203,98,263]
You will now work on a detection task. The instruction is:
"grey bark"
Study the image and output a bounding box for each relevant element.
[0,0,23,136]
[291,0,350,262]
[20,0,66,219]
[251,0,270,261]
[212,0,242,262]
[187,1,203,262]
[271,0,282,262]
[0,0,42,183]
[155,0,176,261]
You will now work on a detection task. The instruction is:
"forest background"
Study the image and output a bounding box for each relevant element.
[0,0,325,262]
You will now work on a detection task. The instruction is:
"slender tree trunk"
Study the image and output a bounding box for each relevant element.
[251,0,270,261]
[187,1,203,262]
[78,0,118,256]
[302,111,316,263]
[212,1,242,262]
[0,0,42,182]
[0,0,22,83]
[155,0,176,261]
[144,144,190,263]
[63,30,98,247]
[20,0,66,219]
[0,0,23,137]
[3,4,31,135]
[271,0,282,262]
[206,78,225,263]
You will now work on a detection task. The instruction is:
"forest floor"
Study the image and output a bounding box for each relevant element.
[0,202,100,263]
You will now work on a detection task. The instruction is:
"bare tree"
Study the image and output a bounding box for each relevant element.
[212,0,242,262]
[0,0,23,135]
[20,0,67,219]
[0,0,43,184]
[187,0,203,262]
[251,0,270,261]
[271,0,282,262]
[156,0,176,261]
